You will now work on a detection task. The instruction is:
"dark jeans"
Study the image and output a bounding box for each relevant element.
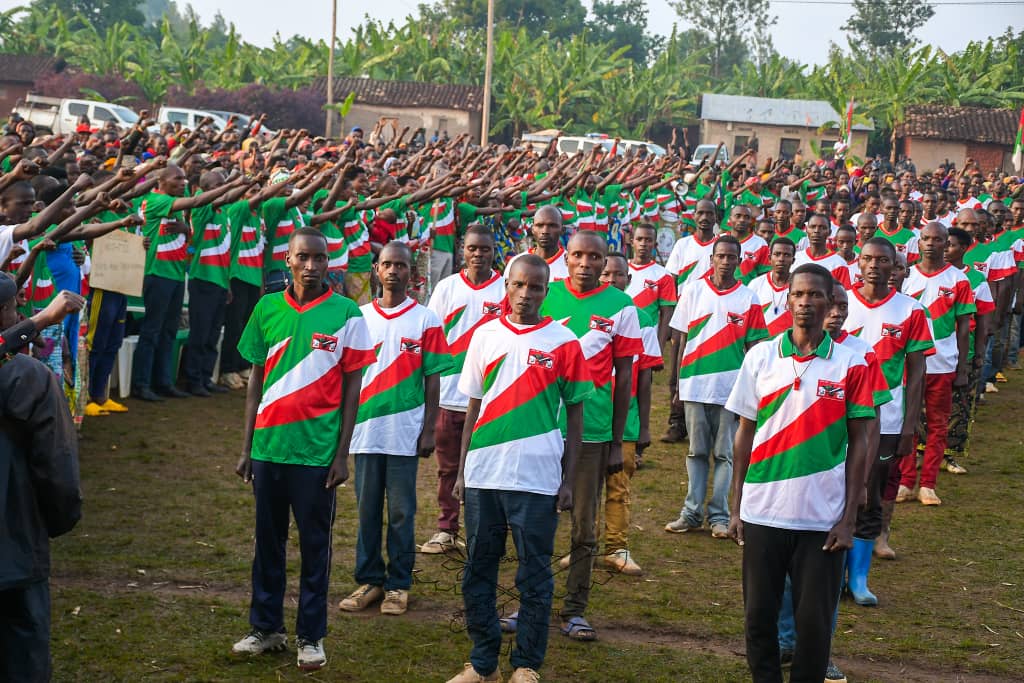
[435,408,466,533]
[562,441,607,620]
[249,460,336,641]
[353,454,419,591]
[131,274,184,391]
[86,289,127,403]
[0,580,51,683]
[854,434,900,539]
[742,523,844,683]
[463,488,559,675]
[221,279,260,374]
[184,278,227,389]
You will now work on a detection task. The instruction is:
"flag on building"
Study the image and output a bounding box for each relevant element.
[1013,107,1024,174]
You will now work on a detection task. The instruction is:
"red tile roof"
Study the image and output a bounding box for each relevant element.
[312,77,484,113]
[897,105,1018,146]
[0,53,61,83]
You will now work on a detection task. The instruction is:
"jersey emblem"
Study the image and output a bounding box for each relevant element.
[527,348,554,369]
[589,315,614,333]
[817,379,845,400]
[311,333,338,352]
[400,337,422,354]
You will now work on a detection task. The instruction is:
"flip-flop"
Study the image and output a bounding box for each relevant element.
[499,611,518,633]
[560,616,596,641]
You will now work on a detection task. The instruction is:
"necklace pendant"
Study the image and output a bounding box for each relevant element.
[793,377,801,390]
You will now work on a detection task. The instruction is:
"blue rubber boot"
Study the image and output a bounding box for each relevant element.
[847,537,878,606]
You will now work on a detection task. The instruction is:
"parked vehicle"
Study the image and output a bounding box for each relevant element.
[156,107,229,132]
[13,94,140,135]
[522,131,666,157]
[690,143,729,165]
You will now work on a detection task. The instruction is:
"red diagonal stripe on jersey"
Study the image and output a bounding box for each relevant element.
[750,396,847,465]
[631,286,659,311]
[448,313,499,355]
[422,325,448,355]
[359,351,420,404]
[681,319,745,366]
[263,338,291,378]
[923,294,955,322]
[758,383,791,411]
[256,367,341,428]
[767,311,792,338]
[475,366,558,430]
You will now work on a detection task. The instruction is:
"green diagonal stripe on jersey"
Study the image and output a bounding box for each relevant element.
[357,373,424,421]
[747,423,848,483]
[471,386,560,451]
[679,337,746,379]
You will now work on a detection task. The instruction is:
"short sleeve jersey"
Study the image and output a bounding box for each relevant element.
[458,316,593,496]
[624,309,663,443]
[261,197,302,275]
[225,200,265,287]
[426,197,457,254]
[540,280,643,442]
[748,273,792,339]
[135,191,189,281]
[843,287,935,435]
[792,250,853,289]
[350,298,451,456]
[626,260,678,321]
[189,202,231,289]
[237,288,376,466]
[736,233,770,284]
[876,226,920,264]
[835,330,893,408]
[428,270,506,411]
[902,264,976,374]
[725,333,875,531]
[962,265,995,361]
[773,226,809,251]
[665,233,716,289]
[669,276,769,405]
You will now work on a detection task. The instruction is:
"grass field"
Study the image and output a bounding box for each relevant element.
[49,366,1024,682]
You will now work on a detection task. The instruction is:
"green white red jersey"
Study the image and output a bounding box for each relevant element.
[135,191,190,281]
[426,197,457,253]
[735,233,770,284]
[351,298,452,456]
[626,260,677,321]
[224,201,265,287]
[238,288,376,467]
[189,203,231,289]
[261,197,303,275]
[748,273,792,339]
[791,249,853,289]
[507,247,569,282]
[624,308,663,443]
[843,286,934,435]
[665,233,716,289]
[669,275,768,405]
[725,333,876,531]
[428,269,506,411]
[458,315,594,495]
[772,226,808,251]
[960,265,994,361]
[540,280,643,442]
[876,225,920,264]
[834,330,893,408]
[902,264,976,374]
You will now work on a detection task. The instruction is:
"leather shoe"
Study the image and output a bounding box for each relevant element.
[131,387,164,402]
[205,382,229,394]
[188,385,211,397]
[155,385,190,399]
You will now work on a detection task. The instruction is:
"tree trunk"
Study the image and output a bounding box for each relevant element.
[890,126,897,164]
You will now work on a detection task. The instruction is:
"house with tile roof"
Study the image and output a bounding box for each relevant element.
[895,105,1018,173]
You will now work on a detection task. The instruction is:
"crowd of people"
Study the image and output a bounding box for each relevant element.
[1,108,1023,683]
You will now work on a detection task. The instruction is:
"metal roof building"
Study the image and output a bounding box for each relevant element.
[699,93,873,131]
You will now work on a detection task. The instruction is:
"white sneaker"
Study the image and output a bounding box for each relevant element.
[421,530,456,554]
[231,629,287,655]
[296,637,326,671]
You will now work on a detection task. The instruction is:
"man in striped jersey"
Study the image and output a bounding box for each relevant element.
[792,214,852,288]
[897,223,974,506]
[232,228,375,671]
[448,255,592,683]
[625,222,676,349]
[843,238,933,606]
[665,236,769,538]
[748,238,796,339]
[505,205,569,282]
[420,226,505,554]
[342,242,451,617]
[665,199,718,290]
[540,230,642,641]
[727,263,872,683]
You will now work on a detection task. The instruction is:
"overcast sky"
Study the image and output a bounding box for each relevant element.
[2,0,1020,65]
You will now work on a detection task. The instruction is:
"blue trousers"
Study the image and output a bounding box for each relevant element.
[462,488,559,675]
[86,289,127,402]
[249,460,336,641]
[353,454,419,591]
[0,580,51,683]
[131,275,184,391]
[184,278,227,389]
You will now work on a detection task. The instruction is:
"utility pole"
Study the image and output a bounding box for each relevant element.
[481,0,494,145]
[325,0,337,138]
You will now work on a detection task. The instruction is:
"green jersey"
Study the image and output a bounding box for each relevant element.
[135,191,189,281]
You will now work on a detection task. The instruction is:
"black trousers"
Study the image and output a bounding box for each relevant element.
[854,434,900,539]
[742,523,844,683]
[185,278,228,388]
[221,278,260,374]
[0,580,51,683]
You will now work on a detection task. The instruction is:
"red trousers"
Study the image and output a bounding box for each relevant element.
[899,372,954,490]
[434,408,466,533]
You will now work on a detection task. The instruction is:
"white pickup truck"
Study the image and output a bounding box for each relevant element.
[12,94,140,135]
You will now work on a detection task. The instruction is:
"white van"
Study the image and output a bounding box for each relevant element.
[13,95,140,135]
[156,107,229,132]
